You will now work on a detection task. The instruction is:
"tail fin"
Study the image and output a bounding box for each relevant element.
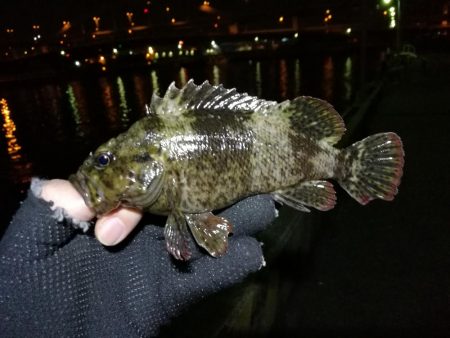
[337,132,404,205]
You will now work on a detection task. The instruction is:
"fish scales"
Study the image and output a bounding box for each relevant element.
[70,79,404,260]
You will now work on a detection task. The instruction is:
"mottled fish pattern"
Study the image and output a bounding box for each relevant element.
[70,80,405,260]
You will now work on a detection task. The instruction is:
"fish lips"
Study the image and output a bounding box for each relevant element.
[69,172,119,216]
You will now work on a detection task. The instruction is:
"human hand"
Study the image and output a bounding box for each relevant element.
[0,178,276,337]
[40,179,144,246]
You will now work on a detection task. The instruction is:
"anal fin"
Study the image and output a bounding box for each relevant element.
[185,212,233,257]
[273,180,336,212]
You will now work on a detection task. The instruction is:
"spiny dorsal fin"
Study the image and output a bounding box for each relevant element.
[148,79,276,116]
[275,96,346,145]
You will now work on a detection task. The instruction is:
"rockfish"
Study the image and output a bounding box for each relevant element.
[70,80,404,260]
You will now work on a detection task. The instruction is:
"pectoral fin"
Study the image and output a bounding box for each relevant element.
[185,212,233,257]
[164,212,192,261]
[273,180,336,212]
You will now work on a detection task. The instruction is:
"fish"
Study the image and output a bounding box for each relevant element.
[69,79,404,260]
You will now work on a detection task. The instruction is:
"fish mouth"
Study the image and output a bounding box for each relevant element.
[69,172,120,216]
[69,172,95,209]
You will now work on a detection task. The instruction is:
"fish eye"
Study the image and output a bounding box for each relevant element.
[95,152,112,168]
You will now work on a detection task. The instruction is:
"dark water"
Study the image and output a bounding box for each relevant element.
[0,52,380,228]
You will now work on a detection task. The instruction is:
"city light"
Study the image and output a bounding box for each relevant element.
[92,16,100,31]
[278,16,284,23]
[346,27,352,34]
[74,60,81,67]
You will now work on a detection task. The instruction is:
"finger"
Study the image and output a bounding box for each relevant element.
[95,207,143,246]
[219,194,276,236]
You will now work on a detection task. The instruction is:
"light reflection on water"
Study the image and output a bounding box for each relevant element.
[1,98,22,161]
[322,56,335,101]
[343,56,353,101]
[279,59,288,99]
[0,98,32,185]
[117,76,130,127]
[151,70,160,95]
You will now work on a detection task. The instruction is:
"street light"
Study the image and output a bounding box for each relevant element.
[93,16,100,32]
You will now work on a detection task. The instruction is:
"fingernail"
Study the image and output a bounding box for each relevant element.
[97,218,126,246]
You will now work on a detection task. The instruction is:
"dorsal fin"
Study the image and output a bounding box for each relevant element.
[148,79,276,116]
[275,96,346,145]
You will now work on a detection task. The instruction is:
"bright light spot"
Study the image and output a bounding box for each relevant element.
[60,50,65,56]
[168,51,173,57]
[278,16,284,23]
[171,18,176,24]
[101,66,106,72]
[178,40,184,49]
[382,0,392,5]
[294,32,299,38]
[346,27,352,34]
[113,48,118,54]
[74,60,81,67]
[148,46,154,54]
[389,19,396,28]
[166,6,170,12]
[326,9,331,14]
[129,50,133,55]
[254,36,259,42]
[211,40,218,48]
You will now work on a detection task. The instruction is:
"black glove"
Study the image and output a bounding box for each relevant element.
[0,190,275,337]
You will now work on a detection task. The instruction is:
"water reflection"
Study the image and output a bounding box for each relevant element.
[322,56,335,101]
[212,65,220,85]
[151,70,160,95]
[343,57,353,101]
[294,59,301,96]
[1,98,22,161]
[99,77,121,131]
[1,98,32,184]
[255,61,262,97]
[133,74,149,113]
[117,76,130,127]
[279,59,288,99]
[179,67,188,87]
[67,82,91,138]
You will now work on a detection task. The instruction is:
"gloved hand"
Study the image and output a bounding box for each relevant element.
[0,179,276,337]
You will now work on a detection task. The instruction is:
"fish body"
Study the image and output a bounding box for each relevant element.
[70,80,404,260]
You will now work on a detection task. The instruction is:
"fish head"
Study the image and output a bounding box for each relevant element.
[69,133,165,216]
